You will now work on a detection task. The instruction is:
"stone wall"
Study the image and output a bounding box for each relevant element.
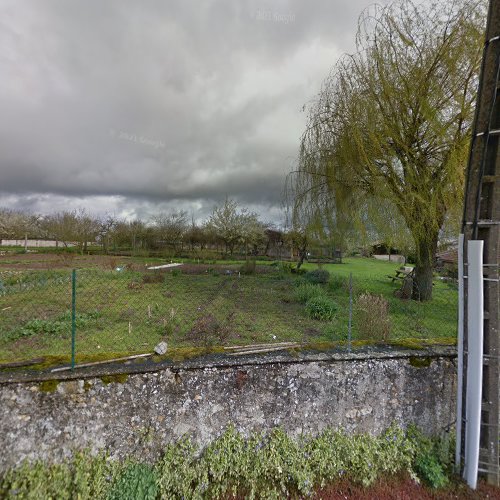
[0,348,457,471]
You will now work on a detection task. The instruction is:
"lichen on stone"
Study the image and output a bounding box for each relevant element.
[100,373,128,385]
[39,380,60,392]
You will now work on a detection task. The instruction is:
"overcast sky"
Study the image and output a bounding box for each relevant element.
[0,0,387,224]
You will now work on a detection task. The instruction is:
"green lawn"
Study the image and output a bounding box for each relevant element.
[0,257,457,365]
[302,258,458,340]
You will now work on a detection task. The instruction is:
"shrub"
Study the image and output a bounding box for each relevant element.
[108,463,158,500]
[1,426,459,497]
[239,260,256,275]
[305,296,338,321]
[0,451,119,499]
[407,426,450,489]
[304,269,330,284]
[355,293,391,341]
[413,450,448,488]
[295,283,325,304]
[2,425,452,498]
[156,437,201,499]
[443,263,458,280]
[273,261,293,278]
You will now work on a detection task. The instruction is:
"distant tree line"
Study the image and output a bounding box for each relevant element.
[0,201,297,259]
[1,196,438,262]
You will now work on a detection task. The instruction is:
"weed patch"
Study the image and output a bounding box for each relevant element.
[304,269,330,284]
[295,282,325,304]
[355,293,391,341]
[305,296,338,321]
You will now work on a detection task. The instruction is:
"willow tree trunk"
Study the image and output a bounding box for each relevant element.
[412,233,438,301]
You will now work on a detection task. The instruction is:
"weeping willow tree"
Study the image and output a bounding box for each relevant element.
[284,154,361,268]
[290,0,486,300]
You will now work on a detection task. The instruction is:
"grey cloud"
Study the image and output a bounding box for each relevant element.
[0,0,387,222]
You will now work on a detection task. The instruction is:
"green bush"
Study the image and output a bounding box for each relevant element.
[156,437,201,499]
[108,463,158,500]
[273,261,293,278]
[295,283,325,304]
[304,269,330,284]
[305,296,338,321]
[414,450,448,489]
[0,451,119,500]
[407,426,450,489]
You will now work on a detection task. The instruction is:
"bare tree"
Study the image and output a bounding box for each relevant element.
[0,208,42,250]
[42,210,99,253]
[96,214,117,254]
[151,210,188,252]
[207,199,240,255]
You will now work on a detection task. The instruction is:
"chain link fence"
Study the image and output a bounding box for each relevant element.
[0,264,458,371]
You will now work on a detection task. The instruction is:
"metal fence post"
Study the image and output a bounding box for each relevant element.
[348,272,353,353]
[71,269,76,370]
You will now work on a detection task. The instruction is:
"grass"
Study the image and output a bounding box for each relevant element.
[302,259,458,340]
[0,270,334,363]
[0,256,457,366]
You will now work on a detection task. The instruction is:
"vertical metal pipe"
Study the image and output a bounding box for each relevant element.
[348,272,352,353]
[456,234,465,471]
[71,269,76,371]
[464,240,484,489]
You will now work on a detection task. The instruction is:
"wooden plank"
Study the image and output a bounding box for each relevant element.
[51,353,152,372]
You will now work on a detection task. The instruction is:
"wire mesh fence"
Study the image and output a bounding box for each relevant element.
[0,263,458,370]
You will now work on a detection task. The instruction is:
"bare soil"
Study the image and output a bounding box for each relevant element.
[314,476,500,499]
[0,253,273,275]
[0,253,133,270]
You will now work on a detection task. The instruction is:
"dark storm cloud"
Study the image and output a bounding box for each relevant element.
[0,0,386,222]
